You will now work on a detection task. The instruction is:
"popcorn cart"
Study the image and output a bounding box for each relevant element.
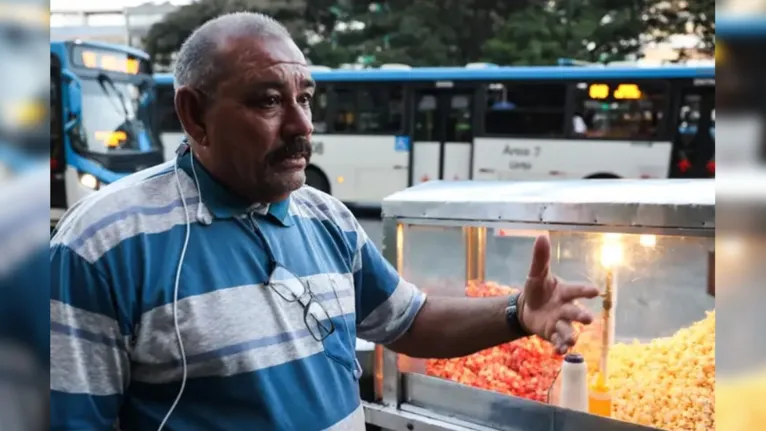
[362,180,715,431]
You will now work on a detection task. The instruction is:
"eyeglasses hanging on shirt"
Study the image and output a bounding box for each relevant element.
[247,216,336,342]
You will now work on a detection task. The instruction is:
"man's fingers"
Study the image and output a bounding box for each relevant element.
[558,303,583,321]
[558,283,600,302]
[553,320,575,354]
[558,302,594,325]
[527,235,551,280]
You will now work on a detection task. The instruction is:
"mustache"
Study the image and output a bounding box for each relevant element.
[269,136,312,163]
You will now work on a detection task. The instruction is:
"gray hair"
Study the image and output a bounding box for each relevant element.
[173,12,291,93]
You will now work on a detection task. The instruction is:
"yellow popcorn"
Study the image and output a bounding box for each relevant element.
[574,311,715,431]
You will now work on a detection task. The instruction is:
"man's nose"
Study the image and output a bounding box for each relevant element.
[283,102,313,137]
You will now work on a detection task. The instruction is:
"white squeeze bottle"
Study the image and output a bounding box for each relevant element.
[558,353,589,412]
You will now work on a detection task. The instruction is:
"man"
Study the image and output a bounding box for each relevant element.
[50,12,599,431]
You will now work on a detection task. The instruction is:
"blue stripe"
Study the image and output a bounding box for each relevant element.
[50,244,126,327]
[94,215,358,314]
[307,66,715,82]
[314,288,354,302]
[50,322,124,350]
[157,65,715,85]
[70,196,200,251]
[121,351,361,431]
[356,240,401,323]
[51,391,122,431]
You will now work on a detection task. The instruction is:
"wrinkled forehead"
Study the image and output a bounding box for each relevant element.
[216,35,312,93]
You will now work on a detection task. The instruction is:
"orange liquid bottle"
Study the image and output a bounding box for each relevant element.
[588,370,612,417]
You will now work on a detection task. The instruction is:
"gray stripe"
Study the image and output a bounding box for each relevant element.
[53,166,204,263]
[324,404,366,431]
[357,279,427,344]
[130,273,356,383]
[52,161,177,245]
[50,331,128,395]
[132,322,330,383]
[50,300,125,342]
[290,187,357,232]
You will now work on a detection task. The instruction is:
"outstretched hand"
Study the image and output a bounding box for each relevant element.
[519,235,600,354]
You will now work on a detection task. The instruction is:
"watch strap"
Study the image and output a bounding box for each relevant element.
[505,292,533,339]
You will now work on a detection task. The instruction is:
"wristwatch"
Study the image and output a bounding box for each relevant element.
[505,292,533,339]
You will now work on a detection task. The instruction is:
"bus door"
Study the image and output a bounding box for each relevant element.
[671,83,715,178]
[410,89,474,185]
[50,54,67,224]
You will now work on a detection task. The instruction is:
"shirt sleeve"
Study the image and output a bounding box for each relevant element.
[353,223,426,344]
[50,243,129,430]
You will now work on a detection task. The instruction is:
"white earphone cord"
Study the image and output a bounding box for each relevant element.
[157,152,203,430]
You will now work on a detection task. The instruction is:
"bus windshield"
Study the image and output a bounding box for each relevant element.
[79,76,156,153]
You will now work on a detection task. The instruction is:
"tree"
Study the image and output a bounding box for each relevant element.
[481,0,653,66]
[648,0,715,58]
[143,0,711,69]
[481,3,571,66]
[143,0,348,69]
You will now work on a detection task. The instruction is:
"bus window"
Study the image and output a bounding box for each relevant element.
[357,86,404,134]
[311,86,327,133]
[358,88,383,132]
[384,86,404,134]
[447,94,473,142]
[483,83,566,137]
[414,94,439,141]
[331,85,404,134]
[333,88,356,132]
[572,81,667,140]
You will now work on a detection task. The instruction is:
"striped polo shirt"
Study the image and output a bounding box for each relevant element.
[50,151,426,430]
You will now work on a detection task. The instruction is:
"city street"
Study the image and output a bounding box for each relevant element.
[357,215,715,343]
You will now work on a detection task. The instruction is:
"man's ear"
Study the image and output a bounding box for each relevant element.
[174,86,207,146]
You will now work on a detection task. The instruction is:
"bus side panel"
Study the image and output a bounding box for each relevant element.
[472,137,673,180]
[308,134,408,205]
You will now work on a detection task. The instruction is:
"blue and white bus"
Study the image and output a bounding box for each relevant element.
[155,63,714,207]
[51,41,163,227]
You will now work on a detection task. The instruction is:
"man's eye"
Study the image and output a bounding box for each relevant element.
[298,94,313,105]
[261,96,281,107]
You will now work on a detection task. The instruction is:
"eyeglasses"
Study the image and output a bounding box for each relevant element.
[267,263,335,342]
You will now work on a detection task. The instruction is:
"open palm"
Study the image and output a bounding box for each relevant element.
[520,235,600,354]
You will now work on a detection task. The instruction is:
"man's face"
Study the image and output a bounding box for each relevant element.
[184,35,314,202]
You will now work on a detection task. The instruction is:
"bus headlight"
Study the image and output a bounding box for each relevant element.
[79,172,99,190]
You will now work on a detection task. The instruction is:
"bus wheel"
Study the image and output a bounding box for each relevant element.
[305,166,331,194]
[585,173,620,179]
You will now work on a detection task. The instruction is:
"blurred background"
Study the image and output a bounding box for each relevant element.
[0,0,764,429]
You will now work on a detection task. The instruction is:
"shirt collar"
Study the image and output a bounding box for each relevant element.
[177,151,292,227]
